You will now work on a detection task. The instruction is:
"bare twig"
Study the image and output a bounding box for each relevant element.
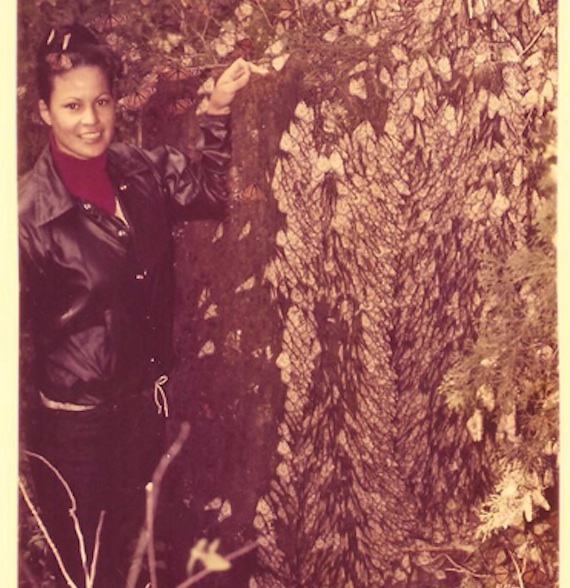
[151,423,192,511]
[443,554,490,579]
[200,14,212,39]
[89,512,107,588]
[145,483,159,588]
[22,451,106,588]
[404,540,476,554]
[508,549,526,588]
[521,25,547,56]
[24,451,89,573]
[174,540,259,588]
[253,0,273,30]
[125,422,191,588]
[18,477,79,588]
[293,0,306,26]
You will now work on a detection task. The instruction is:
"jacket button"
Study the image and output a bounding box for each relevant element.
[118,229,128,238]
[83,202,92,211]
[119,183,128,191]
[135,270,148,280]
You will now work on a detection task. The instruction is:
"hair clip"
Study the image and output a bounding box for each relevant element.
[46,29,56,45]
[62,33,71,51]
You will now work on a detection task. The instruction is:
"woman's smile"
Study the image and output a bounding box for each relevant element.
[80,130,104,141]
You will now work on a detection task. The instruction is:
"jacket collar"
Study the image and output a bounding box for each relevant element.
[32,144,76,227]
[31,142,148,227]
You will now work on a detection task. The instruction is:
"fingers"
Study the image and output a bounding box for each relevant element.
[221,58,252,88]
[220,57,269,86]
[249,62,270,76]
[206,58,255,113]
[228,57,250,75]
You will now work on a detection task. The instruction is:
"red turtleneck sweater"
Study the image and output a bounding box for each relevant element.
[49,133,116,215]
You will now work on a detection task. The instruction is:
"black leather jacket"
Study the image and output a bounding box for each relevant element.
[19,115,231,406]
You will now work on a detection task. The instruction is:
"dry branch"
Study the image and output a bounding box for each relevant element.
[125,422,191,588]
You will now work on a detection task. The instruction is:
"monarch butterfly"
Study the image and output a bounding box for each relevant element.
[159,62,200,82]
[166,98,194,116]
[119,88,155,111]
[278,0,296,21]
[118,74,158,111]
[195,1,211,18]
[228,37,254,61]
[522,562,547,586]
[237,184,266,202]
[90,12,127,33]
[492,559,548,586]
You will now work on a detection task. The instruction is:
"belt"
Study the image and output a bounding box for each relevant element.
[39,391,97,412]
[38,374,170,416]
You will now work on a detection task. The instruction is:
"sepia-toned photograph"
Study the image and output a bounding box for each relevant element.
[15,1,559,587]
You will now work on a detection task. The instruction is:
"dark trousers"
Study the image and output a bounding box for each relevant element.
[27,392,165,588]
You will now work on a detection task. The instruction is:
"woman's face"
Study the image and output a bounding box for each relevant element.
[39,65,115,160]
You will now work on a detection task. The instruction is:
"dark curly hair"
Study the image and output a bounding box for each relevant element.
[36,23,122,103]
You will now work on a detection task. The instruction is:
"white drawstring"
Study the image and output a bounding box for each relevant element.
[153,375,170,417]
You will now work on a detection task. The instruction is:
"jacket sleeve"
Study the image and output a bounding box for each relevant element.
[143,114,231,220]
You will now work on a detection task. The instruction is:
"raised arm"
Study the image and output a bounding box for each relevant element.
[139,58,252,218]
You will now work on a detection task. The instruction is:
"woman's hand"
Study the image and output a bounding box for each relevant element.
[207,58,252,115]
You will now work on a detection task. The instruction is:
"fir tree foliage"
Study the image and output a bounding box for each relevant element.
[439,111,558,540]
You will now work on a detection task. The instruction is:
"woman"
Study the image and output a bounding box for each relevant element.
[19,23,251,588]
